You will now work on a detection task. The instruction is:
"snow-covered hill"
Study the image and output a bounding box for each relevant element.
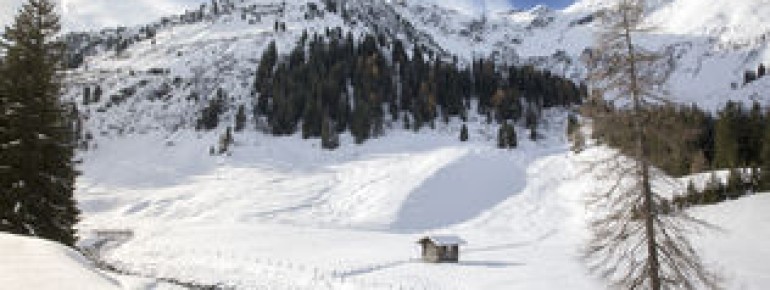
[30,0,770,289]
[61,0,770,145]
[70,115,770,289]
[74,113,601,289]
[0,233,121,290]
[0,233,183,290]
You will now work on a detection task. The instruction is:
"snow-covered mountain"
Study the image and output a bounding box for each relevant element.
[19,0,767,289]
[62,0,770,144]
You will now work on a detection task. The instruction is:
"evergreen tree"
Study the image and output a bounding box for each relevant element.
[529,126,538,141]
[760,121,770,190]
[460,123,469,142]
[714,104,740,168]
[747,102,765,165]
[93,84,102,103]
[725,168,745,199]
[321,113,339,150]
[196,88,226,130]
[498,123,509,149]
[234,105,247,132]
[211,0,219,15]
[508,123,518,148]
[82,86,91,105]
[759,63,766,78]
[255,40,278,96]
[0,0,80,246]
[744,70,758,84]
[497,122,516,149]
[703,172,724,204]
[566,113,579,137]
[685,181,698,205]
[218,126,234,155]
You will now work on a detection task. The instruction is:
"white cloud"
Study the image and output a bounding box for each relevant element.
[0,0,513,32]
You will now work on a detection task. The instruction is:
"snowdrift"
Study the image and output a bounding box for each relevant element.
[0,233,121,290]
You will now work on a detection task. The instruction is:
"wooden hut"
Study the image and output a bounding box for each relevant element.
[417,235,466,263]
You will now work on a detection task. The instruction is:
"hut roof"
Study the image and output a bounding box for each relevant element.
[418,235,467,246]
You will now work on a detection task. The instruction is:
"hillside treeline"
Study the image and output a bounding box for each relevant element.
[586,99,770,206]
[196,29,586,148]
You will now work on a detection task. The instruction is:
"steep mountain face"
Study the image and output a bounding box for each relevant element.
[61,0,770,145]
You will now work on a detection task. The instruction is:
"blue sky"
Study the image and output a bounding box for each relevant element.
[513,0,575,9]
[1,0,577,31]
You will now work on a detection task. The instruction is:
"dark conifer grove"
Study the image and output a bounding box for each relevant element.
[199,29,587,147]
[586,98,770,207]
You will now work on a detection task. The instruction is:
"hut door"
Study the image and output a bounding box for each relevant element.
[441,246,451,259]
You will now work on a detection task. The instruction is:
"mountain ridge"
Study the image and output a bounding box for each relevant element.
[61,0,770,146]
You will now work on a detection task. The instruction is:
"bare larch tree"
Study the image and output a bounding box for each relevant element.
[582,0,719,289]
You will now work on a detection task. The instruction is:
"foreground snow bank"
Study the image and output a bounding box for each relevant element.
[691,193,770,289]
[0,233,121,290]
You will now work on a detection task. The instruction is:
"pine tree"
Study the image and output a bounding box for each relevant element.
[714,105,739,169]
[218,127,234,155]
[685,181,698,206]
[321,113,339,150]
[497,123,508,149]
[760,121,770,190]
[211,0,219,15]
[0,0,80,246]
[529,126,538,141]
[460,123,469,142]
[725,168,745,199]
[256,41,278,95]
[508,124,518,148]
[759,63,766,78]
[82,86,91,105]
[93,84,102,103]
[566,113,580,137]
[704,172,723,204]
[234,105,247,132]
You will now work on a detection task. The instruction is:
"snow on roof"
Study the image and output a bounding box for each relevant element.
[419,235,467,246]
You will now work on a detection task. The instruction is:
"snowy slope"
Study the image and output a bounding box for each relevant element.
[0,233,182,290]
[75,113,606,290]
[62,0,770,145]
[49,0,770,289]
[691,194,770,289]
[72,116,770,289]
[567,0,770,108]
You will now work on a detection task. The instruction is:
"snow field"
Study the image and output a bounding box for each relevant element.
[75,113,608,289]
[60,110,770,289]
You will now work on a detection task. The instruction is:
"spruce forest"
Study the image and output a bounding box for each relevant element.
[198,29,586,149]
